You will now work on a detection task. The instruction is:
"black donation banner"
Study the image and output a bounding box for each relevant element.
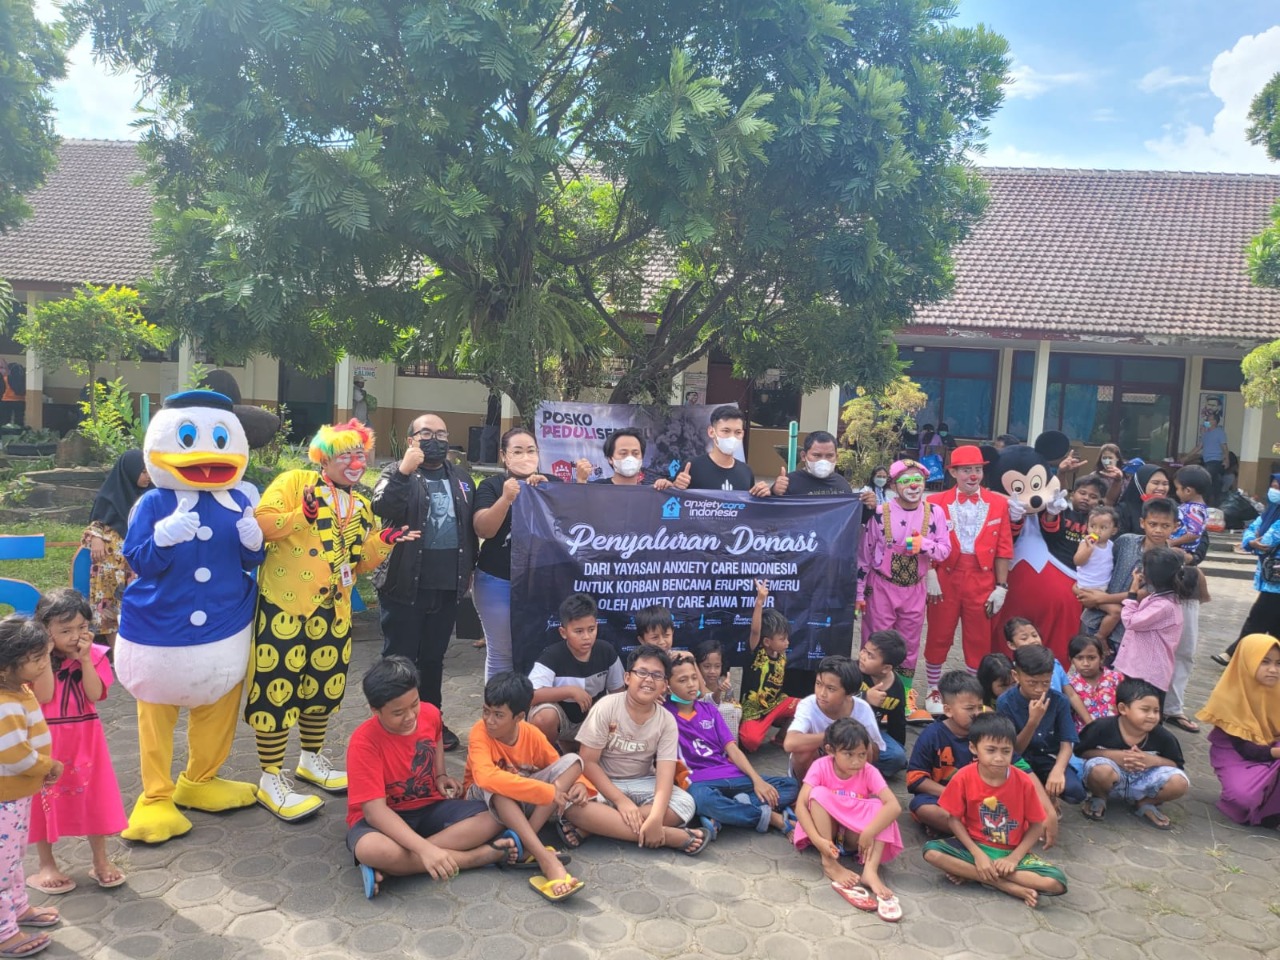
[509,484,861,672]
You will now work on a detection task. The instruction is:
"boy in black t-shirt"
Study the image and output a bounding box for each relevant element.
[1077,678,1189,827]
[858,630,908,750]
[528,593,625,750]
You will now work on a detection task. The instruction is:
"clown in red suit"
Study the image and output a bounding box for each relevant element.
[921,445,1014,717]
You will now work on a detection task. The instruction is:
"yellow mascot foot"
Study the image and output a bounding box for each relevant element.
[173,773,258,812]
[121,797,193,844]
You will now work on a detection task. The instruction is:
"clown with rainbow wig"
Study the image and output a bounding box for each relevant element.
[246,419,419,820]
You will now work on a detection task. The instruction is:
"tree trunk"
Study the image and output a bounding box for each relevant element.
[87,361,97,423]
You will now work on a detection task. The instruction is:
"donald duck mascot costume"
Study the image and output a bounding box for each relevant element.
[116,390,265,842]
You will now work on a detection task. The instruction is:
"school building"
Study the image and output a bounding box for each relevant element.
[4,141,1280,493]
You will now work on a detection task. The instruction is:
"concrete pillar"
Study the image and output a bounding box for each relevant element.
[994,347,1014,436]
[334,354,353,421]
[1028,339,1051,439]
[23,291,43,430]
[177,337,194,391]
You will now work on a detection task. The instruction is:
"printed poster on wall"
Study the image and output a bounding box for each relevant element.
[533,400,742,484]
[509,484,861,672]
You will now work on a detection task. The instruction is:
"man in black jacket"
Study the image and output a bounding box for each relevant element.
[372,414,477,750]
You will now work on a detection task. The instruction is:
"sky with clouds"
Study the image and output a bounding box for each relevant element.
[35,0,1280,173]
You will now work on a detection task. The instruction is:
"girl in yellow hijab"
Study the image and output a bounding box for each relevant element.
[1197,633,1280,825]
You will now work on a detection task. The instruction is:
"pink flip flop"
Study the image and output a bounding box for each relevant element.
[877,894,903,923]
[830,881,877,912]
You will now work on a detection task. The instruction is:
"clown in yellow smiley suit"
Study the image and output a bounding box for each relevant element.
[245,419,418,820]
[116,390,266,843]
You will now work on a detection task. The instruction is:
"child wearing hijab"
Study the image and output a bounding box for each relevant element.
[1197,634,1280,826]
[81,450,151,646]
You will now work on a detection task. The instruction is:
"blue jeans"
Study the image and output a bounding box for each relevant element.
[874,734,907,779]
[687,775,800,831]
[473,570,513,682]
[1026,754,1088,804]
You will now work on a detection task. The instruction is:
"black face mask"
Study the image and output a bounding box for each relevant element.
[419,439,449,464]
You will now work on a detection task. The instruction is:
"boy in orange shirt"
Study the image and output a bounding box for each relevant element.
[464,672,592,901]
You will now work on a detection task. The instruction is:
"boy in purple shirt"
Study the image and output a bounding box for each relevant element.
[666,653,799,835]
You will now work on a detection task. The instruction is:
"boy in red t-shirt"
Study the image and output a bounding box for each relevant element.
[345,656,516,899]
[922,714,1068,908]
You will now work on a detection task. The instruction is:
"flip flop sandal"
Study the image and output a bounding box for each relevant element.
[1163,714,1200,733]
[509,846,572,870]
[24,877,74,896]
[698,816,721,843]
[358,864,379,900]
[89,869,127,890]
[680,827,709,856]
[1133,802,1172,831]
[490,828,523,867]
[15,910,59,929]
[0,934,50,958]
[780,807,798,838]
[877,894,903,923]
[1081,796,1107,821]
[555,818,584,850]
[830,881,877,912]
[529,874,585,903]
[1210,652,1231,667]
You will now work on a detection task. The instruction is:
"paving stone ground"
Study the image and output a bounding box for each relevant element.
[20,577,1280,959]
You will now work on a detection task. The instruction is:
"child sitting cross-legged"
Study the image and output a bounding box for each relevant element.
[996,645,1087,806]
[345,656,517,900]
[793,718,904,923]
[910,671,1061,847]
[665,653,799,837]
[922,713,1068,908]
[463,672,593,902]
[784,656,893,781]
[1078,678,1189,829]
[558,645,709,855]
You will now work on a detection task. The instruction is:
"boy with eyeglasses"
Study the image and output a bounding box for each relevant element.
[557,645,710,855]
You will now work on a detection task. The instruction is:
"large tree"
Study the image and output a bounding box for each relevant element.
[71,0,1008,416]
[1240,73,1280,412]
[0,0,66,234]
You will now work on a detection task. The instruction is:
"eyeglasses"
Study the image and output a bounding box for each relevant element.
[411,429,449,441]
[630,668,667,683]
[897,474,925,484]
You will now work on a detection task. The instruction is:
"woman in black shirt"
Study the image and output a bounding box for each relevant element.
[472,426,557,681]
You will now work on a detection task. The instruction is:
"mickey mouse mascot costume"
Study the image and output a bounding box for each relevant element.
[988,431,1079,665]
[116,390,265,842]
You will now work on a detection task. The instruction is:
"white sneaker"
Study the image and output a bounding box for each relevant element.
[256,769,324,822]
[925,688,945,718]
[296,750,348,793]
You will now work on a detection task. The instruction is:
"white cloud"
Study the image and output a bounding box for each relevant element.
[1138,66,1201,93]
[36,1,144,140]
[1091,107,1119,123]
[971,144,1072,168]
[1143,26,1280,173]
[1004,60,1092,101]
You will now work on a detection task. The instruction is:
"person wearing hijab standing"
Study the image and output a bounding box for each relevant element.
[1197,633,1280,826]
[1213,472,1280,666]
[1115,464,1171,536]
[81,450,151,645]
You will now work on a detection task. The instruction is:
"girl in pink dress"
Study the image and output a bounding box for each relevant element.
[793,718,904,922]
[28,589,127,892]
[1066,634,1123,732]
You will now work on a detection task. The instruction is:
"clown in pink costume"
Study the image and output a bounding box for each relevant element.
[856,460,951,689]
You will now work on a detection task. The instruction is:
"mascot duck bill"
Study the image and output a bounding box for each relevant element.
[116,390,266,842]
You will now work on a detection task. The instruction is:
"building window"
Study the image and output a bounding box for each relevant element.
[1009,350,1184,461]
[897,347,997,440]
[1201,359,1244,393]
[396,361,468,380]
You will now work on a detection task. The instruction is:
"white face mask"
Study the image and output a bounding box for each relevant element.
[715,436,740,456]
[873,476,888,488]
[1101,458,1115,468]
[614,456,641,478]
[808,459,834,479]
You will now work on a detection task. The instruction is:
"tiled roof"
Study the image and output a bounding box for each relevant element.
[909,167,1280,341]
[0,139,154,286]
